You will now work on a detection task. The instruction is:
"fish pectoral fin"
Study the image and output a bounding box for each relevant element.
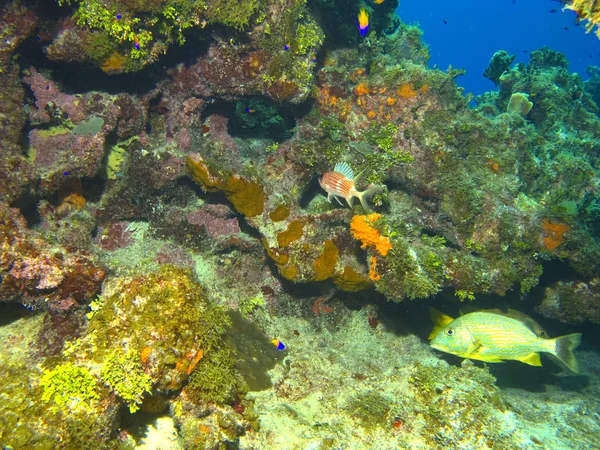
[327,193,333,203]
[465,342,504,363]
[466,339,484,356]
[517,352,542,367]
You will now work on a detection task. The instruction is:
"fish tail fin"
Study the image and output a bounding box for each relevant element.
[356,185,383,211]
[552,333,582,373]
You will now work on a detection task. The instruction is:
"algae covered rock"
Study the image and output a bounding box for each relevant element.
[70,265,236,412]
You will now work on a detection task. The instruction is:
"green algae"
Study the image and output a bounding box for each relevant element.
[100,350,153,413]
[186,345,237,404]
[40,363,99,409]
[73,116,104,135]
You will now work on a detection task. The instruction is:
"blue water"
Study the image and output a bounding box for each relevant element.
[399,0,600,96]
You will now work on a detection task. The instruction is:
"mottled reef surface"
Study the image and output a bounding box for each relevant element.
[1,0,600,449]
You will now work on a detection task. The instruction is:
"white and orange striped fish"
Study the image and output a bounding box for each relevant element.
[319,162,381,210]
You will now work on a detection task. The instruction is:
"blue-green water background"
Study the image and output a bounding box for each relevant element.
[399,0,600,96]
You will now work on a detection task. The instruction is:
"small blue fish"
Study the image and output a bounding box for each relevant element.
[116,14,122,20]
[271,339,285,351]
[284,44,290,51]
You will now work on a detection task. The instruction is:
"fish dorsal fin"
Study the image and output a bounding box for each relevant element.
[428,307,454,340]
[334,162,354,179]
[517,352,542,367]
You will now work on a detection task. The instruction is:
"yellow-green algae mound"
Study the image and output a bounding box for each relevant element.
[0,316,117,449]
[76,265,237,411]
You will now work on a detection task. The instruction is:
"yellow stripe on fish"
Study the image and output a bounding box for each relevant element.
[429,310,582,373]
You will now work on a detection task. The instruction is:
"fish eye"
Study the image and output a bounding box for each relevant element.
[446,328,454,336]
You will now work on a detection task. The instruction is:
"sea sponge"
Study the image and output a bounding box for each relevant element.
[312,240,339,281]
[334,266,374,291]
[350,213,392,256]
[541,219,571,250]
[269,204,290,222]
[277,220,304,247]
[186,157,265,217]
[506,92,533,117]
[396,84,418,99]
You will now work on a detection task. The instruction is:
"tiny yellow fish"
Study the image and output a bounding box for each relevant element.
[429,309,581,373]
[357,8,369,36]
[319,162,381,210]
[374,0,385,4]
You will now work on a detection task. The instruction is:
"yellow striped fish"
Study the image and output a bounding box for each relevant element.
[429,309,582,373]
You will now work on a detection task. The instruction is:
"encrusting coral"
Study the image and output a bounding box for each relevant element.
[350,213,392,257]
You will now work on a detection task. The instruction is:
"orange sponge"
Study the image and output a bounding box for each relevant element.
[350,213,392,256]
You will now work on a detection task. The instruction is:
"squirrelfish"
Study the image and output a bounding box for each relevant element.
[429,309,582,373]
[319,162,380,210]
[357,9,369,36]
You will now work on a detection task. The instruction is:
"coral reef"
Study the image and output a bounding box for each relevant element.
[537,278,600,324]
[1,0,600,447]
[0,203,105,309]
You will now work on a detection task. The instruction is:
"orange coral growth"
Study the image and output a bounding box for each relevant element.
[262,238,289,265]
[277,220,304,247]
[186,157,265,217]
[541,220,571,250]
[420,84,429,95]
[279,264,298,280]
[57,193,86,215]
[186,157,224,192]
[140,346,152,365]
[312,240,339,281]
[367,110,376,119]
[334,266,374,291]
[101,52,127,74]
[396,84,418,99]
[386,97,396,106]
[368,256,381,281]
[225,175,265,217]
[354,83,370,96]
[269,204,290,222]
[350,213,392,256]
[185,349,204,375]
[487,158,501,173]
